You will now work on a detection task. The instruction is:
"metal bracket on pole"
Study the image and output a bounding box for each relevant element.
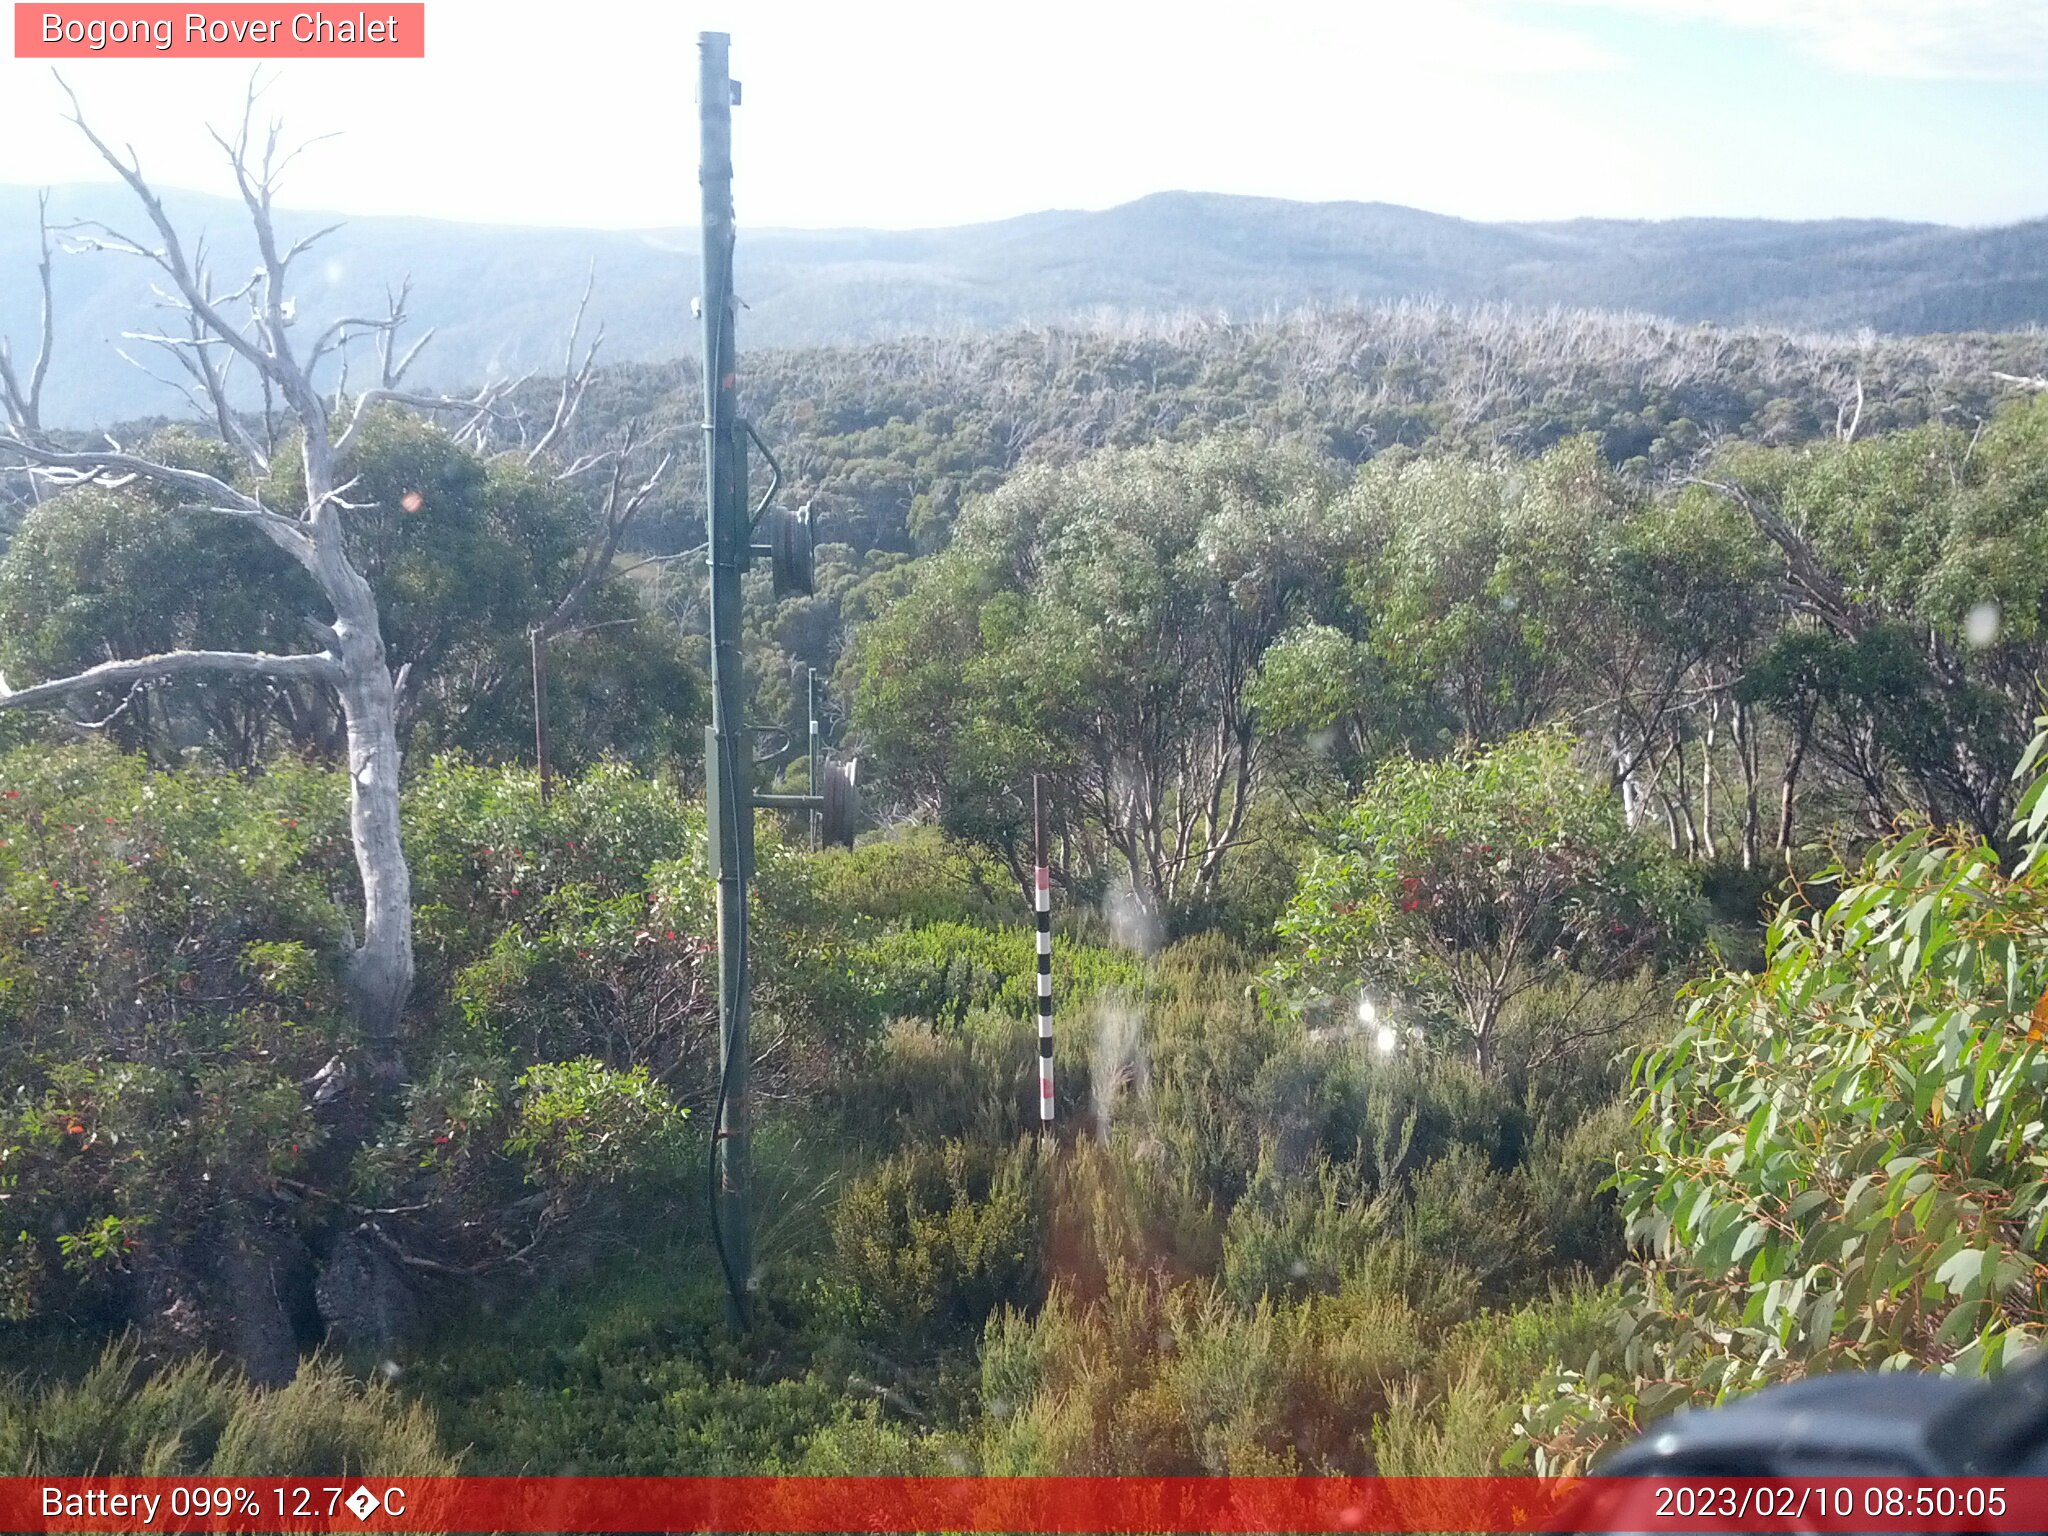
[743,420,782,533]
[753,754,858,848]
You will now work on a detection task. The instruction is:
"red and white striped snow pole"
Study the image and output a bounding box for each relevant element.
[1033,776,1053,1130]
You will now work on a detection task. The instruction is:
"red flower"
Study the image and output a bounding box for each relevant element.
[432,1133,451,1145]
[1,791,17,800]
[664,930,676,940]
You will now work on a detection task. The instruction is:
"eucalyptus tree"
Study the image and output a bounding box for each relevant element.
[1339,442,1614,749]
[1279,731,1702,1079]
[1699,395,2048,849]
[0,88,664,1077]
[852,437,1345,922]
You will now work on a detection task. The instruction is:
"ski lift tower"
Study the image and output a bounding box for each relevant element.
[698,30,859,1329]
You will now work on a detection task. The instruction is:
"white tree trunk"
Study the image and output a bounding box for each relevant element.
[336,611,412,1073]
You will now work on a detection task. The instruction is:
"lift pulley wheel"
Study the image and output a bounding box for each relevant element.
[820,756,859,848]
[768,500,814,598]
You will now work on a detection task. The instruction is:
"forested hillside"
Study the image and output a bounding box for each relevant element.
[6,163,2048,1483]
[10,179,2048,423]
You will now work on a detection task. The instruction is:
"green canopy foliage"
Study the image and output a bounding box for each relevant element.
[851,436,1346,922]
[1520,725,2048,1473]
[1279,731,1702,1077]
[0,412,698,772]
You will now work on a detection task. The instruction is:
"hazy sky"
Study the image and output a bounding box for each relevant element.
[3,0,2046,230]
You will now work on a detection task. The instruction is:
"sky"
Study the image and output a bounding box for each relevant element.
[2,0,2046,231]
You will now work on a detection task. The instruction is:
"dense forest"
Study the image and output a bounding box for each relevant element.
[5,159,2048,1487]
[14,180,2048,424]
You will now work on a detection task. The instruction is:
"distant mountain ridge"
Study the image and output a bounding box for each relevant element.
[4,183,2046,425]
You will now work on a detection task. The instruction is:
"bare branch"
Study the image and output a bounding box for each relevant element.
[384,324,435,389]
[0,435,307,547]
[0,646,343,712]
[0,188,55,438]
[125,299,271,472]
[52,75,287,395]
[67,681,146,732]
[540,433,674,639]
[280,219,346,269]
[332,377,522,461]
[616,542,707,579]
[113,344,212,423]
[524,262,602,465]
[552,450,611,481]
[1836,373,1864,443]
[309,312,398,369]
[553,614,656,641]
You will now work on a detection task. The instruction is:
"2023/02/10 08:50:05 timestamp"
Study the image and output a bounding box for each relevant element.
[1648,1482,2010,1522]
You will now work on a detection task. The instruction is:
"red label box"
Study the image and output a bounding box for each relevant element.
[14,4,425,57]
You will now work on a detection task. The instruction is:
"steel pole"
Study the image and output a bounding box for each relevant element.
[699,29,751,1327]
[530,627,552,806]
[807,667,821,852]
[1034,775,1053,1135]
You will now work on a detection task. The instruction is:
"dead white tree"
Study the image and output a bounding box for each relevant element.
[0,189,53,443]
[0,83,631,1080]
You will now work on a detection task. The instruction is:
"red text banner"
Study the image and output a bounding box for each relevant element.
[9,1475,2048,1533]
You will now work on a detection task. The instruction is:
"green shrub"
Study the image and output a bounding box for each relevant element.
[1220,1158,1391,1304]
[0,746,347,1322]
[209,1358,454,1476]
[1522,729,2048,1473]
[796,1404,972,1474]
[403,1226,881,1475]
[1372,1281,1628,1476]
[0,1343,451,1476]
[825,1012,1045,1153]
[1278,729,1702,1078]
[829,1140,1043,1341]
[850,922,1140,1031]
[810,827,1016,928]
[505,1059,689,1191]
[978,1267,1429,1475]
[1372,1364,1511,1475]
[409,757,881,1090]
[1247,1044,1524,1201]
[1401,1145,1545,1307]
[1041,1137,1224,1298]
